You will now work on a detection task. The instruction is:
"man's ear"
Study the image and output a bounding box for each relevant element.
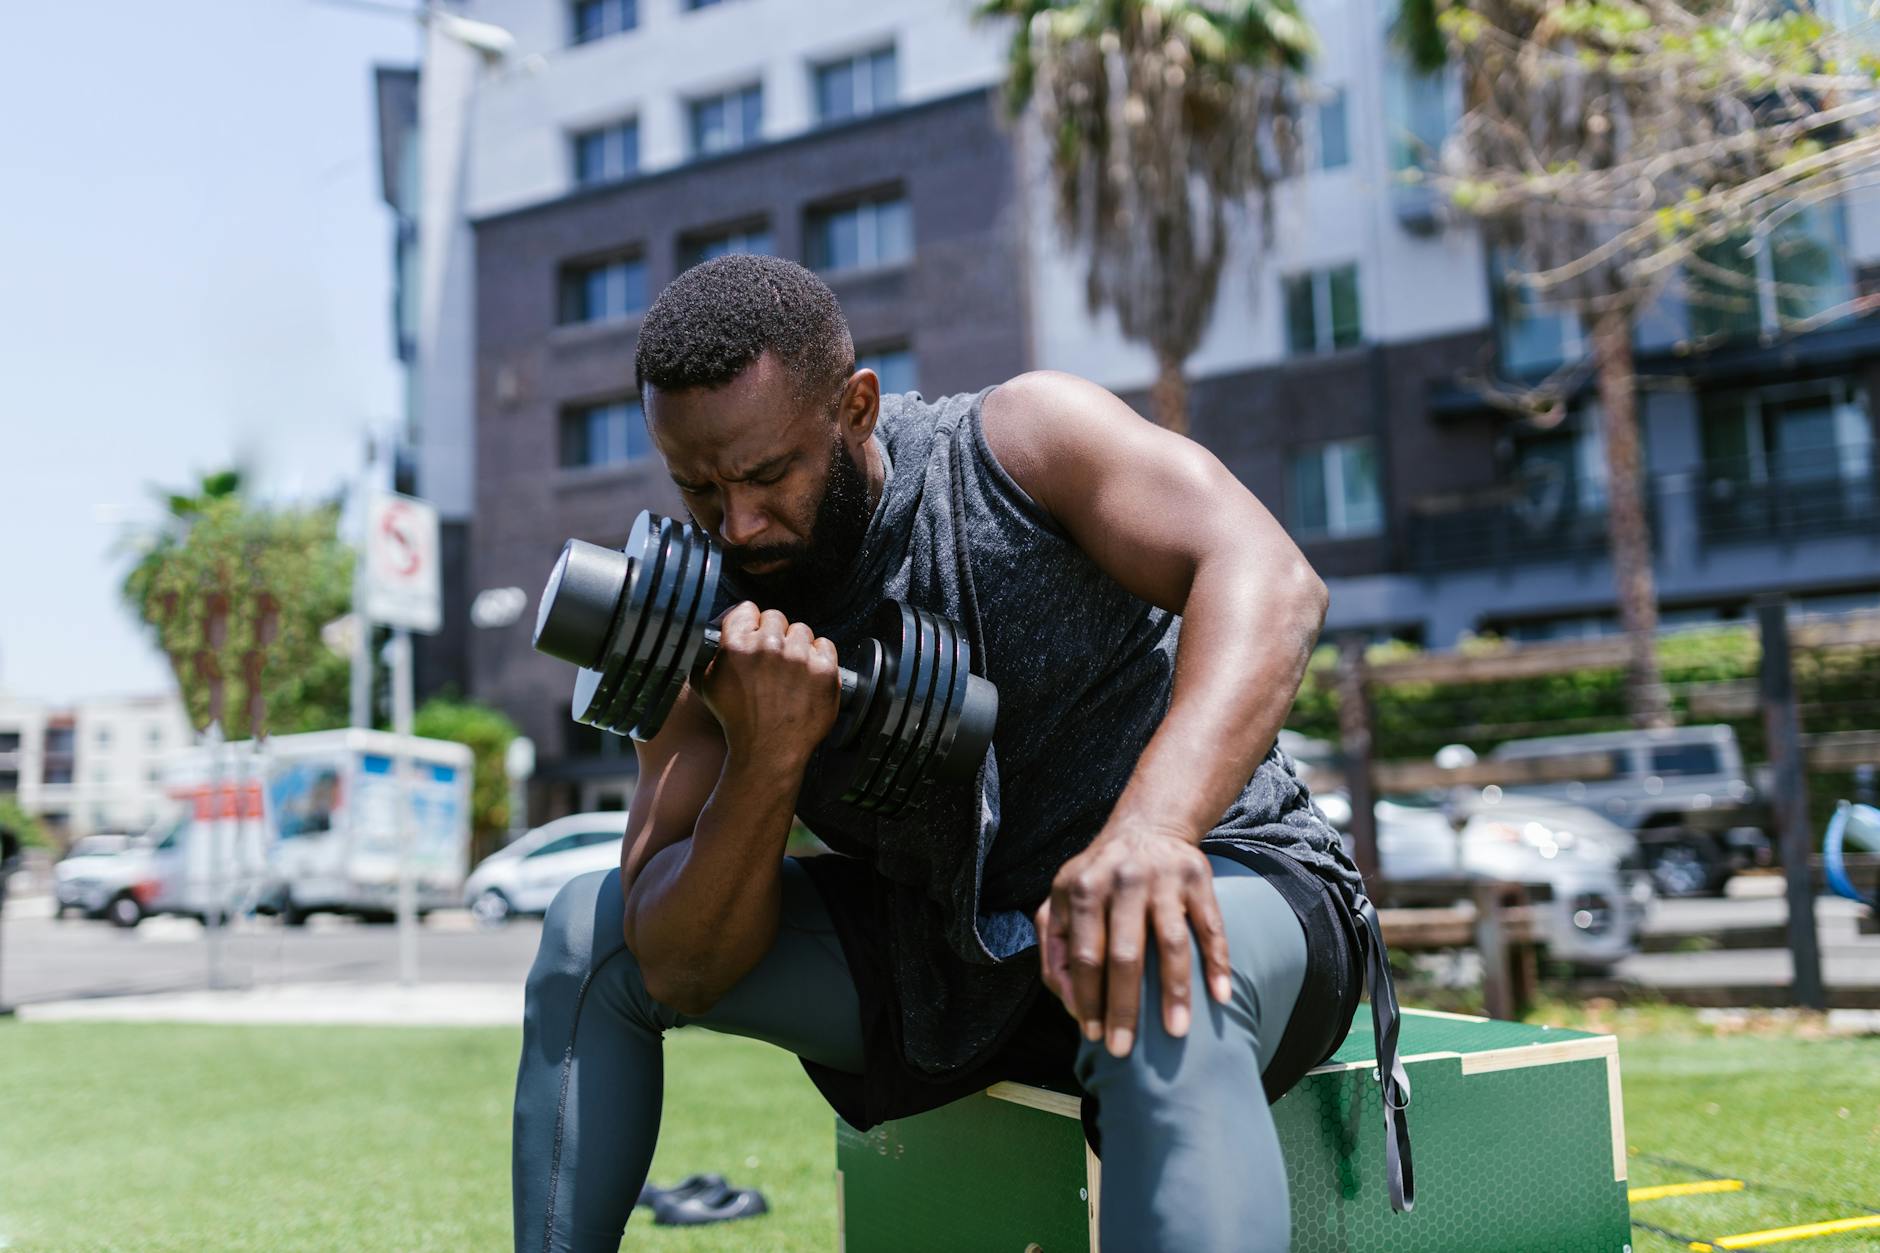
[836,368,881,448]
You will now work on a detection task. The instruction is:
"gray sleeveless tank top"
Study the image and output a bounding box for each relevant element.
[752,387,1363,1078]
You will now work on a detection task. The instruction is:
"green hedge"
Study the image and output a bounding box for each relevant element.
[1286,624,1880,829]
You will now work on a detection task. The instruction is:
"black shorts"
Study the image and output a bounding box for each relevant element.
[794,841,1364,1150]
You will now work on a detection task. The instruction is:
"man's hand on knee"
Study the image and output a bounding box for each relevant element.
[1035,825,1233,1059]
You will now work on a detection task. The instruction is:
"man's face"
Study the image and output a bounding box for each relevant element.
[645,352,879,622]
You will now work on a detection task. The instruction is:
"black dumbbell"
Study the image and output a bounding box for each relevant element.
[533,511,998,817]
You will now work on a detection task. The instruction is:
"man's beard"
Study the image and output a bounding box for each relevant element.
[715,433,873,623]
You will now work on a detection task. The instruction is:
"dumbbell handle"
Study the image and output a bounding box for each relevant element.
[694,619,870,741]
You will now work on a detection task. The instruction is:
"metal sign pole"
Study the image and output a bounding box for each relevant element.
[392,629,419,987]
[204,719,227,991]
[352,440,377,729]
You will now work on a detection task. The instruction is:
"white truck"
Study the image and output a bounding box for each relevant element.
[147,729,473,925]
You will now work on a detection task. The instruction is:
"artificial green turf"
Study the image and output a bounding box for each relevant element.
[1,1017,1875,1251]
[1617,1032,1880,1252]
[0,1023,834,1252]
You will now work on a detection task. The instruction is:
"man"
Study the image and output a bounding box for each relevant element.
[513,255,1384,1251]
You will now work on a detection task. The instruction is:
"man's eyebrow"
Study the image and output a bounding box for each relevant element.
[672,453,793,487]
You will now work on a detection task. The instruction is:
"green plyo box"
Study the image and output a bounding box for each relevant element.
[835,1008,1632,1252]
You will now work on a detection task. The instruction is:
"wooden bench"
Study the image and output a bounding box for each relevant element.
[1377,879,1544,1020]
[835,1008,1628,1252]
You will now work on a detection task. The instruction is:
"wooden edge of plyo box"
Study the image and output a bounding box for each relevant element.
[835,1167,846,1253]
[1086,1141,1102,1253]
[986,1081,1082,1119]
[1400,1006,1492,1023]
[1459,1034,1627,1183]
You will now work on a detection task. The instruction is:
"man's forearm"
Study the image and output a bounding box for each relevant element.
[623,749,807,1013]
[1106,550,1327,844]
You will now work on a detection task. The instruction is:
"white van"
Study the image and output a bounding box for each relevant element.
[150,729,473,924]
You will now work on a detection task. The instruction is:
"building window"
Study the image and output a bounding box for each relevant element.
[806,191,912,274]
[1701,378,1874,491]
[857,345,918,395]
[147,725,162,746]
[1383,59,1452,174]
[1512,400,1610,524]
[1287,439,1382,539]
[0,771,17,793]
[679,222,773,270]
[689,84,763,158]
[571,0,635,45]
[572,119,639,187]
[1305,86,1349,172]
[1493,249,1583,375]
[45,727,74,755]
[558,254,647,325]
[561,399,652,470]
[685,0,726,8]
[1282,264,1361,355]
[96,726,111,747]
[0,732,18,753]
[1684,202,1852,342]
[815,47,897,125]
[45,765,72,785]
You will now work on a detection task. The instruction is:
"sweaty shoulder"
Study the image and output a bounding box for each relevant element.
[980,370,1171,529]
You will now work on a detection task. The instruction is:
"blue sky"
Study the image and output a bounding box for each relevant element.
[0,1,421,704]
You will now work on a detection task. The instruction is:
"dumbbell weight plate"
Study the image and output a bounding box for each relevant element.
[929,622,980,790]
[839,602,921,808]
[572,513,661,729]
[860,605,940,813]
[876,608,955,816]
[829,636,883,749]
[855,602,938,812]
[625,518,705,737]
[898,613,971,814]
[602,515,684,732]
[634,525,720,739]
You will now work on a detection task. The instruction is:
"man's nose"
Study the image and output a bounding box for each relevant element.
[718,491,768,550]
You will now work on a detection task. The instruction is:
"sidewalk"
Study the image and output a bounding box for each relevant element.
[14,979,523,1027]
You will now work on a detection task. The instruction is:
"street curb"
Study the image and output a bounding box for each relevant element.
[13,980,523,1027]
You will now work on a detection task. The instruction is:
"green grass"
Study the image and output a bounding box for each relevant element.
[1616,1030,1880,1252]
[1,1013,1875,1251]
[0,1023,835,1252]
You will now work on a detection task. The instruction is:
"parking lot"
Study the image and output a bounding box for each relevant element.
[7,872,1879,1013]
[0,896,544,1008]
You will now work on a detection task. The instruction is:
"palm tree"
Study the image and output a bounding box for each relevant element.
[980,0,1316,432]
[1392,0,1812,729]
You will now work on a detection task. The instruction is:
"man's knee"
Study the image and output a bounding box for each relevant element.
[537,868,621,966]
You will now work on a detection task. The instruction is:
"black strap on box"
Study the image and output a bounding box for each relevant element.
[1354,895,1416,1213]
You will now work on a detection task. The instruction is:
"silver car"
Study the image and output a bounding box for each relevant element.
[1282,733,1651,969]
[1488,724,1770,897]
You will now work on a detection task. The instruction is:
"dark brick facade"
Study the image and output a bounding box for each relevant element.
[469,89,1032,801]
[1119,330,1500,585]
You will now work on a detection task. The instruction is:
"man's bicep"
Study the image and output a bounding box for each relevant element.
[982,371,1302,614]
[620,683,726,894]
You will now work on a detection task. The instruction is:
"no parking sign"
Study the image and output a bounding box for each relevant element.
[365,491,442,634]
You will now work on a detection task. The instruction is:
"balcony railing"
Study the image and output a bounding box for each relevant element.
[1406,447,1875,574]
[1696,451,1880,545]
[1407,489,1645,573]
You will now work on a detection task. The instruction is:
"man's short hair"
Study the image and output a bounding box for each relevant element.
[635,254,855,408]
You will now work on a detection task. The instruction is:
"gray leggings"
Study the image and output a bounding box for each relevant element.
[512,854,1306,1252]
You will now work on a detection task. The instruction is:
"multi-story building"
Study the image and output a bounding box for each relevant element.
[394,0,1880,819]
[0,692,193,844]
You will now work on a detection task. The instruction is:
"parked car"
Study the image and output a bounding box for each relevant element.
[1313,788,1651,970]
[1279,732,1651,969]
[462,812,626,925]
[54,834,156,927]
[1487,724,1770,897]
